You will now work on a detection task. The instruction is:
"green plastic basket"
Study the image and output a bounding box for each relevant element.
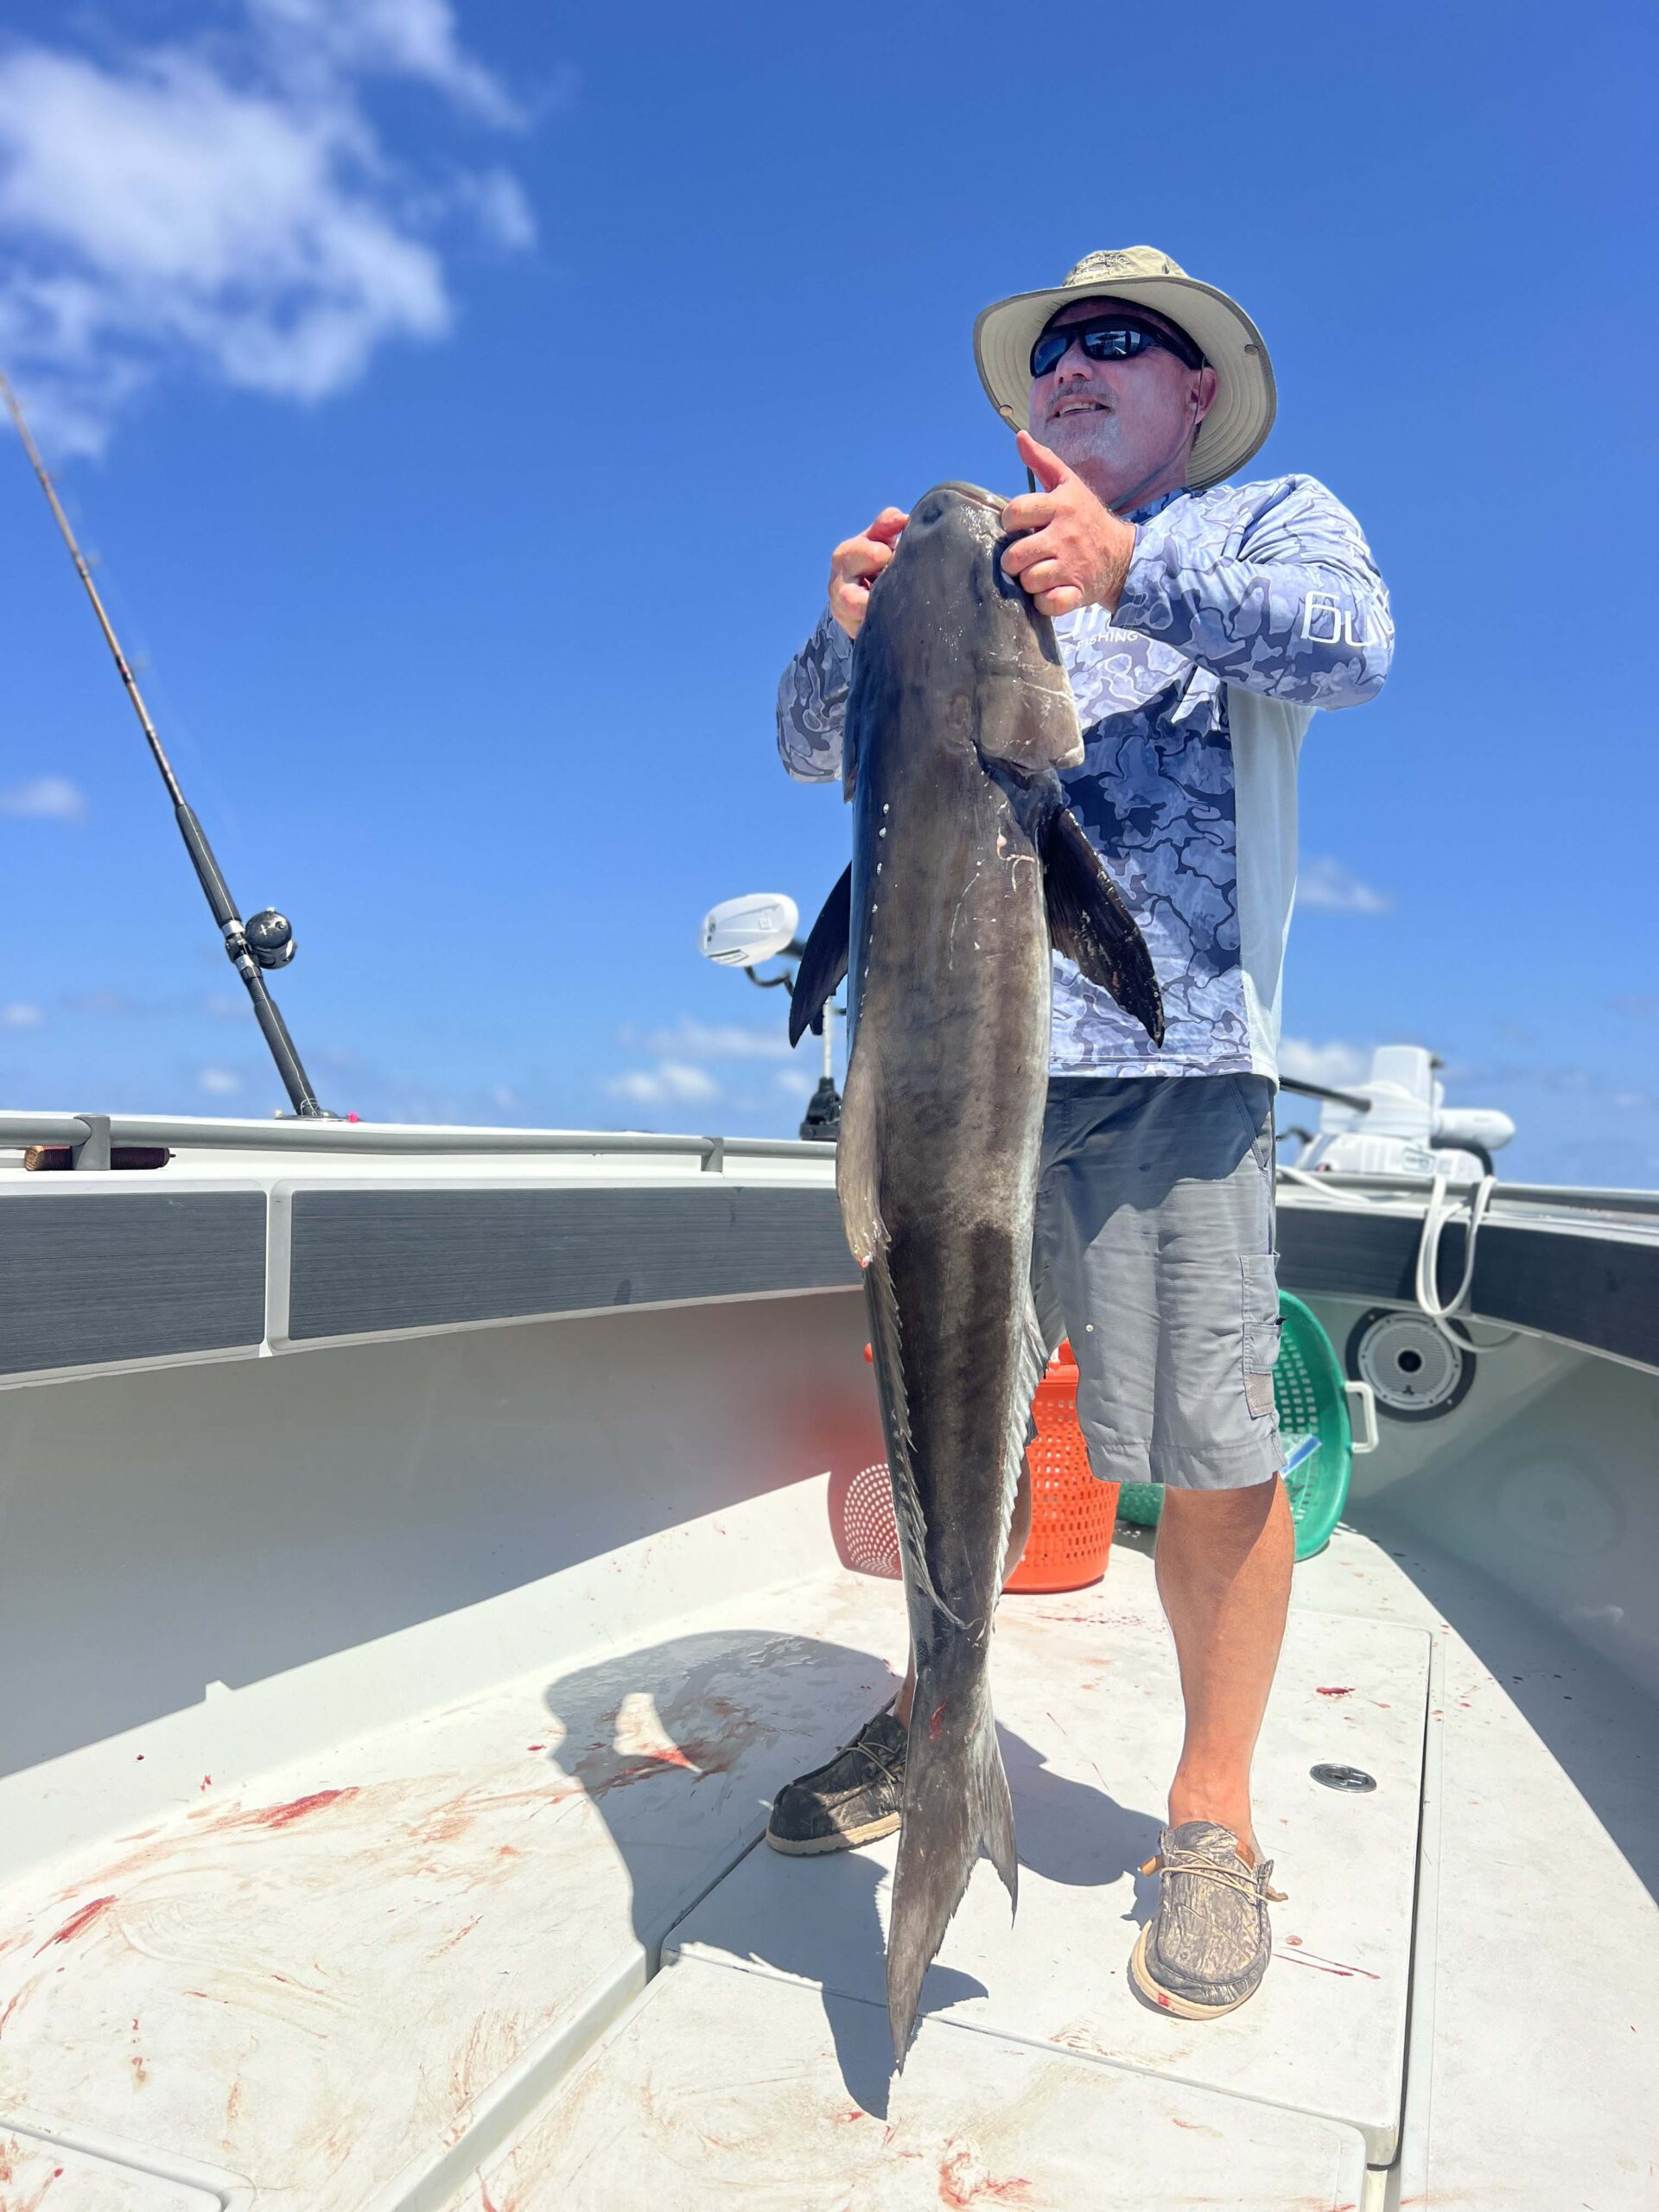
[1116,1291,1353,1561]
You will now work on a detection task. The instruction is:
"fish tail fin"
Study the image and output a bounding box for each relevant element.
[887,1650,1016,2067]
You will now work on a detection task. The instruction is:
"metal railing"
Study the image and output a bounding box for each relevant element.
[0,1111,830,1174]
[1274,1164,1659,1222]
[5,1110,1656,1223]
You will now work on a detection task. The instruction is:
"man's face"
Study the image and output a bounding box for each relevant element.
[1027,296,1216,505]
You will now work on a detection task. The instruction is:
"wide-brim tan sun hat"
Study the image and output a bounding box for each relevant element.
[973,246,1275,493]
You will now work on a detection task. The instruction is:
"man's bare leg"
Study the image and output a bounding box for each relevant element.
[893,1462,1033,1728]
[1154,1474,1293,1864]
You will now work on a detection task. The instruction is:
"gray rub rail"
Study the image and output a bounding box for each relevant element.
[4,1111,1658,1220]
[0,1112,828,1173]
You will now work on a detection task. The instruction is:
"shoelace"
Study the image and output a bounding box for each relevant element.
[850,1720,905,1784]
[1139,1846,1287,1904]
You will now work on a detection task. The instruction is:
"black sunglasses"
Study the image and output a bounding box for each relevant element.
[1030,313,1205,380]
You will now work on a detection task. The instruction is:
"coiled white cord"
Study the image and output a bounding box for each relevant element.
[1414,1170,1518,1349]
[1276,1161,1519,1351]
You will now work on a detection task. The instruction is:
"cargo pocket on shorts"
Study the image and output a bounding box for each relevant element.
[1240,1253,1282,1420]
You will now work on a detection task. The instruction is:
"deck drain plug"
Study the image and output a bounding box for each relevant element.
[1311,1763,1376,1792]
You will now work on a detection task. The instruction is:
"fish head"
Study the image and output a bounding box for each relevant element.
[890,482,1084,774]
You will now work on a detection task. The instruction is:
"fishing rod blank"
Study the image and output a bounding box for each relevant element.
[0,369,334,1118]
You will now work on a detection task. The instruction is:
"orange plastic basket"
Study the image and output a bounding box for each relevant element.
[848,1342,1116,1596]
[1003,1342,1118,1593]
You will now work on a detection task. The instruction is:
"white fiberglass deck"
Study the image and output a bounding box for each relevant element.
[470,1962,1370,2210]
[671,1578,1427,2163]
[0,1563,895,2209]
[2,1448,1656,2208]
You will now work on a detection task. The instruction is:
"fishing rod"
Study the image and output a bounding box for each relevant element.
[0,369,334,1117]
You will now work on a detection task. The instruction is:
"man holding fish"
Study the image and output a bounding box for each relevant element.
[771,247,1392,2036]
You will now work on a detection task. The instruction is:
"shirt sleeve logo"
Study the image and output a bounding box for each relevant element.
[1300,590,1391,651]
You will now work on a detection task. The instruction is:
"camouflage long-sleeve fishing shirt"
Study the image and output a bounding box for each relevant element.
[776,474,1392,1081]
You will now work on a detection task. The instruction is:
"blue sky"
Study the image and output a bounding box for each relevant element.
[0,0,1654,1184]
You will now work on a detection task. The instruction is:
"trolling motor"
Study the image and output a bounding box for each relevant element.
[1,370,333,1117]
[1291,1046,1515,1179]
[697,892,842,1141]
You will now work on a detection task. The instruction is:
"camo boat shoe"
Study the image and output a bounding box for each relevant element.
[1130,1820,1287,2018]
[766,1705,906,1855]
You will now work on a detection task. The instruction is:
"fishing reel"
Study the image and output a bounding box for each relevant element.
[244,907,296,969]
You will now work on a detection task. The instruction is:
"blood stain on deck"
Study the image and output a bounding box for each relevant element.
[1274,1948,1380,1980]
[219,1787,360,1831]
[35,1893,118,1954]
[938,2139,1033,2205]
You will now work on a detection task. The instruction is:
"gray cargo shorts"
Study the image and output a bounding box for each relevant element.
[1032,1074,1282,1492]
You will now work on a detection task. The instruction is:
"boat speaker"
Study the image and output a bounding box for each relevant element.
[1345,1306,1474,1422]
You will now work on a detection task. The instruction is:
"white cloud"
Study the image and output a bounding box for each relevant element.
[0,775,87,821]
[603,1060,721,1106]
[247,0,525,127]
[196,1065,244,1096]
[2,1001,43,1028]
[773,1067,817,1098]
[443,168,537,250]
[1298,856,1392,915]
[1279,1036,1374,1089]
[0,3,537,451]
[625,1018,794,1062]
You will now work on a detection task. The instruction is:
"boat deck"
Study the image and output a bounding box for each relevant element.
[1,1518,1655,2209]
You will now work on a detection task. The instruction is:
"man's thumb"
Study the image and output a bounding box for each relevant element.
[1016,430,1071,492]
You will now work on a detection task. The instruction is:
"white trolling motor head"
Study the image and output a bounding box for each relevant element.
[697,893,800,968]
[1296,1046,1515,1179]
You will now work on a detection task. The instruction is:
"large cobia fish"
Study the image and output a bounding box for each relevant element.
[789,482,1164,2063]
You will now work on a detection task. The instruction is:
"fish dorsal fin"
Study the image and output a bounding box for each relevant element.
[1041,801,1166,1046]
[787,865,851,1049]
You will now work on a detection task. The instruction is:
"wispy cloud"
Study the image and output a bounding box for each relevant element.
[1298,856,1392,915]
[0,775,87,821]
[622,1018,794,1062]
[0,2,541,452]
[602,1010,824,1120]
[310,1043,533,1125]
[603,1060,721,1106]
[2,1001,43,1029]
[196,1065,244,1096]
[247,0,527,128]
[1279,1035,1374,1089]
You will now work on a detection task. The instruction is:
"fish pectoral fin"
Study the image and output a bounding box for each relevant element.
[787,865,852,1048]
[1041,801,1166,1046]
